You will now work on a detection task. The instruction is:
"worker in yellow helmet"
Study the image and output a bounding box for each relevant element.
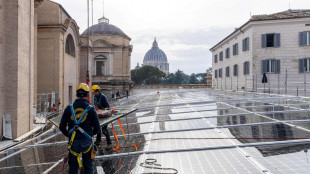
[91,85,112,151]
[59,83,100,174]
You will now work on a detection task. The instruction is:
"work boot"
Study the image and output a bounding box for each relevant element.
[105,143,113,151]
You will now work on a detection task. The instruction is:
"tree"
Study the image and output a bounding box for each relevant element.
[130,69,142,84]
[131,66,166,85]
[174,70,184,84]
[189,73,198,84]
[163,73,175,84]
[195,73,207,84]
[206,67,212,74]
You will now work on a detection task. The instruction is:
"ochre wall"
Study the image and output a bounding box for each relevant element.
[0,0,34,138]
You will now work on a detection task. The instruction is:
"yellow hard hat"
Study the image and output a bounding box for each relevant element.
[91,85,100,93]
[76,83,89,92]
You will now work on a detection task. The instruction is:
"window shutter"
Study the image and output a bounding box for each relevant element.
[234,64,238,76]
[246,38,249,51]
[262,60,267,74]
[242,39,245,51]
[275,33,280,47]
[246,62,250,74]
[236,44,238,55]
[299,59,304,73]
[276,59,280,74]
[299,32,304,46]
[262,34,266,48]
[225,49,228,58]
[243,62,246,75]
[303,32,307,46]
[236,65,238,76]
[226,67,228,77]
[233,45,235,55]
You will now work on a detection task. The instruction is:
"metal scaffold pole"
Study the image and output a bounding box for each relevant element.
[252,75,254,91]
[304,67,306,96]
[256,74,257,92]
[285,69,287,95]
[278,73,280,94]
[94,139,310,160]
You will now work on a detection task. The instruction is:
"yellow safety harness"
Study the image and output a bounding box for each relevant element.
[68,105,93,168]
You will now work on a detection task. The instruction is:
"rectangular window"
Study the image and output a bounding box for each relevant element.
[219,68,222,78]
[243,61,250,75]
[251,126,259,138]
[267,34,275,47]
[225,66,230,77]
[262,33,280,48]
[96,61,105,76]
[69,86,72,104]
[215,70,218,78]
[233,43,238,55]
[232,116,237,125]
[233,64,238,76]
[299,31,310,46]
[299,58,310,73]
[262,59,280,74]
[219,51,223,61]
[214,54,218,63]
[240,116,246,124]
[225,48,230,58]
[242,37,249,51]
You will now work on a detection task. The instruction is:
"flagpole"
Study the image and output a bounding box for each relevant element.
[87,0,90,102]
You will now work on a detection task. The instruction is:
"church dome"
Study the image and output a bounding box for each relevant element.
[82,20,130,40]
[143,39,167,62]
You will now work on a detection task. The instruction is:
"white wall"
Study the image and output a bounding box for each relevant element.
[252,19,310,95]
[212,26,254,91]
[212,18,310,95]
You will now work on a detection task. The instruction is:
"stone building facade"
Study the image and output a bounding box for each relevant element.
[37,0,81,108]
[210,10,310,94]
[80,16,133,99]
[0,0,44,139]
[0,0,133,139]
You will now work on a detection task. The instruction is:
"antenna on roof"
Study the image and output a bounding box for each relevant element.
[250,11,252,16]
[91,0,93,25]
[98,0,109,23]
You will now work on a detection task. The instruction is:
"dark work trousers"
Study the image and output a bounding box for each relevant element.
[68,140,93,174]
[96,125,112,144]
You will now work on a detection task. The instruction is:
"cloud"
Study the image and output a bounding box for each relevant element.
[52,0,310,74]
[131,27,233,74]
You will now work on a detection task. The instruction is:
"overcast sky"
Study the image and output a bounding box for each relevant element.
[53,0,309,74]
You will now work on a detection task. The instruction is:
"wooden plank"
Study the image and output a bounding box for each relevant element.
[14,125,45,142]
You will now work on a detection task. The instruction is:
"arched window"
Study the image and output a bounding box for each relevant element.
[65,34,75,57]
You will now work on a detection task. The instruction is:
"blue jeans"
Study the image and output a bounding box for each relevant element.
[68,140,94,174]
